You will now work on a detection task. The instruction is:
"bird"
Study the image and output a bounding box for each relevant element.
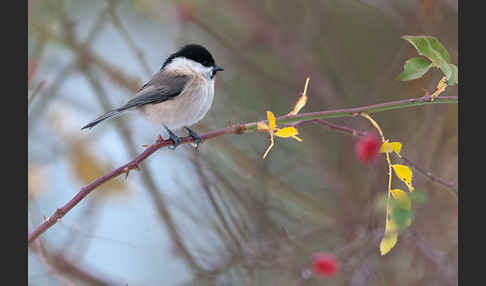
[81,44,224,149]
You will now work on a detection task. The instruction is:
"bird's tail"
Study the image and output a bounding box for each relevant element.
[81,109,123,130]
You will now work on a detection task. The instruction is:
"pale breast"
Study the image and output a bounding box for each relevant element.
[141,77,215,130]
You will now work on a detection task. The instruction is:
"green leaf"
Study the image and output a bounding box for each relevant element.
[390,189,413,229]
[391,205,413,229]
[397,57,432,81]
[426,37,451,63]
[448,64,458,86]
[401,35,453,82]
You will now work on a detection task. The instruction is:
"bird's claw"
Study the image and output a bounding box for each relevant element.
[184,126,202,149]
[163,126,181,150]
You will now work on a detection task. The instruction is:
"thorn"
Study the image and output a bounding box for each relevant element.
[43,215,48,222]
[422,88,432,102]
[123,167,131,179]
[235,124,245,135]
[352,112,359,117]
[156,135,164,144]
[142,144,150,148]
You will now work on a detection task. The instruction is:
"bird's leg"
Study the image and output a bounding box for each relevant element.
[163,125,181,150]
[184,126,202,148]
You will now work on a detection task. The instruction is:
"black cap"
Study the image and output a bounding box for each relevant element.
[162,44,216,69]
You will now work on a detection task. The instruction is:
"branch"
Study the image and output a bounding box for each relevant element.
[294,118,458,196]
[28,95,457,244]
[398,155,457,197]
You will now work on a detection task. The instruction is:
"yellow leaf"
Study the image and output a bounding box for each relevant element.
[275,127,299,138]
[392,164,414,192]
[380,232,398,256]
[390,189,412,210]
[288,77,309,115]
[391,142,402,156]
[266,111,276,130]
[380,215,398,255]
[379,141,402,156]
[379,140,393,153]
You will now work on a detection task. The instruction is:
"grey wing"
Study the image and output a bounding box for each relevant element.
[80,73,188,130]
[119,73,189,111]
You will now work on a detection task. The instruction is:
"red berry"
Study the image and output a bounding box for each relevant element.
[312,253,338,277]
[355,133,381,164]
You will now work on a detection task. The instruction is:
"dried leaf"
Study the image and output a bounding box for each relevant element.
[288,77,309,115]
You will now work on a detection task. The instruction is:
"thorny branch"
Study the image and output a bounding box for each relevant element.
[293,118,458,195]
[28,95,457,244]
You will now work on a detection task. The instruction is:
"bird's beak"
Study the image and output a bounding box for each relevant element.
[213,65,224,73]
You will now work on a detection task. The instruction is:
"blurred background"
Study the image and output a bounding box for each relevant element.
[28,0,458,285]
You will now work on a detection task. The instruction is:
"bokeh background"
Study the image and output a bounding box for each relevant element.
[28,0,458,285]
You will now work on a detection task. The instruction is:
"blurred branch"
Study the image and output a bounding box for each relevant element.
[49,254,116,286]
[107,0,153,77]
[227,1,344,107]
[193,155,243,255]
[397,155,457,196]
[406,231,457,286]
[190,17,298,90]
[28,94,456,244]
[28,80,46,108]
[32,240,76,286]
[31,240,117,286]
[28,2,114,124]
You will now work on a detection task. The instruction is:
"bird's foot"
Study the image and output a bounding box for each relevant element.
[184,126,202,149]
[163,125,181,150]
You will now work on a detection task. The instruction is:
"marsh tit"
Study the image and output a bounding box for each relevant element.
[81,44,224,149]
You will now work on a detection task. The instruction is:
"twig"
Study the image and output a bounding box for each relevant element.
[398,155,457,197]
[298,119,458,196]
[28,95,457,244]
